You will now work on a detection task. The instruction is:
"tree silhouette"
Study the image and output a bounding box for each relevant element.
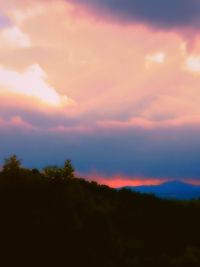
[2,155,21,173]
[43,160,74,180]
[63,159,74,179]
[43,166,63,180]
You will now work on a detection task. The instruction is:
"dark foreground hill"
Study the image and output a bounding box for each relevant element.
[1,156,200,266]
[125,181,200,200]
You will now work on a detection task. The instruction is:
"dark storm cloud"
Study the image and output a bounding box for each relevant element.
[68,0,200,29]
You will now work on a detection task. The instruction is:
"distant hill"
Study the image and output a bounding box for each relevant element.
[124,181,200,200]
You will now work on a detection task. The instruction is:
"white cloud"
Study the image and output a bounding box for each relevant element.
[0,64,72,107]
[145,52,166,68]
[10,5,45,24]
[184,55,200,73]
[0,26,31,48]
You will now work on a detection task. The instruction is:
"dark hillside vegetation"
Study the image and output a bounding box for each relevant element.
[0,155,200,266]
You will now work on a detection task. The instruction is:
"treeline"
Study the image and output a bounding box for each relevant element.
[0,155,200,266]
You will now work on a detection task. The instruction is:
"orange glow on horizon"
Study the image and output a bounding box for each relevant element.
[99,178,165,188]
[82,173,167,188]
[82,173,200,188]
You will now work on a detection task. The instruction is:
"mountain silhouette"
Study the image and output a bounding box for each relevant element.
[124,180,200,200]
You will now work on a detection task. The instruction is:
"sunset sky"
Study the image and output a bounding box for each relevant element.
[1,0,200,186]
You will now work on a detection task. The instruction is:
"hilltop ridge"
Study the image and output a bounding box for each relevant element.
[123,180,200,200]
[0,156,200,266]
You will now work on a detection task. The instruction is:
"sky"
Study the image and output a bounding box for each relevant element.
[1,0,200,186]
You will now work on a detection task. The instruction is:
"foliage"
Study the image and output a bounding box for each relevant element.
[63,159,75,178]
[2,155,21,172]
[43,160,74,180]
[43,166,63,180]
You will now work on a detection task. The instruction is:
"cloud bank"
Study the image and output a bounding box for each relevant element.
[1,0,200,185]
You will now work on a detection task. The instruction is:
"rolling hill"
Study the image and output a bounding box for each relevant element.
[124,181,200,200]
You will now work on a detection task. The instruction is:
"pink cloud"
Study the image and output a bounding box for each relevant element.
[0,115,38,131]
[48,125,91,134]
[1,0,200,133]
[98,116,200,130]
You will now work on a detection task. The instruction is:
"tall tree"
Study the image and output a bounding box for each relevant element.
[63,160,74,179]
[2,155,21,173]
